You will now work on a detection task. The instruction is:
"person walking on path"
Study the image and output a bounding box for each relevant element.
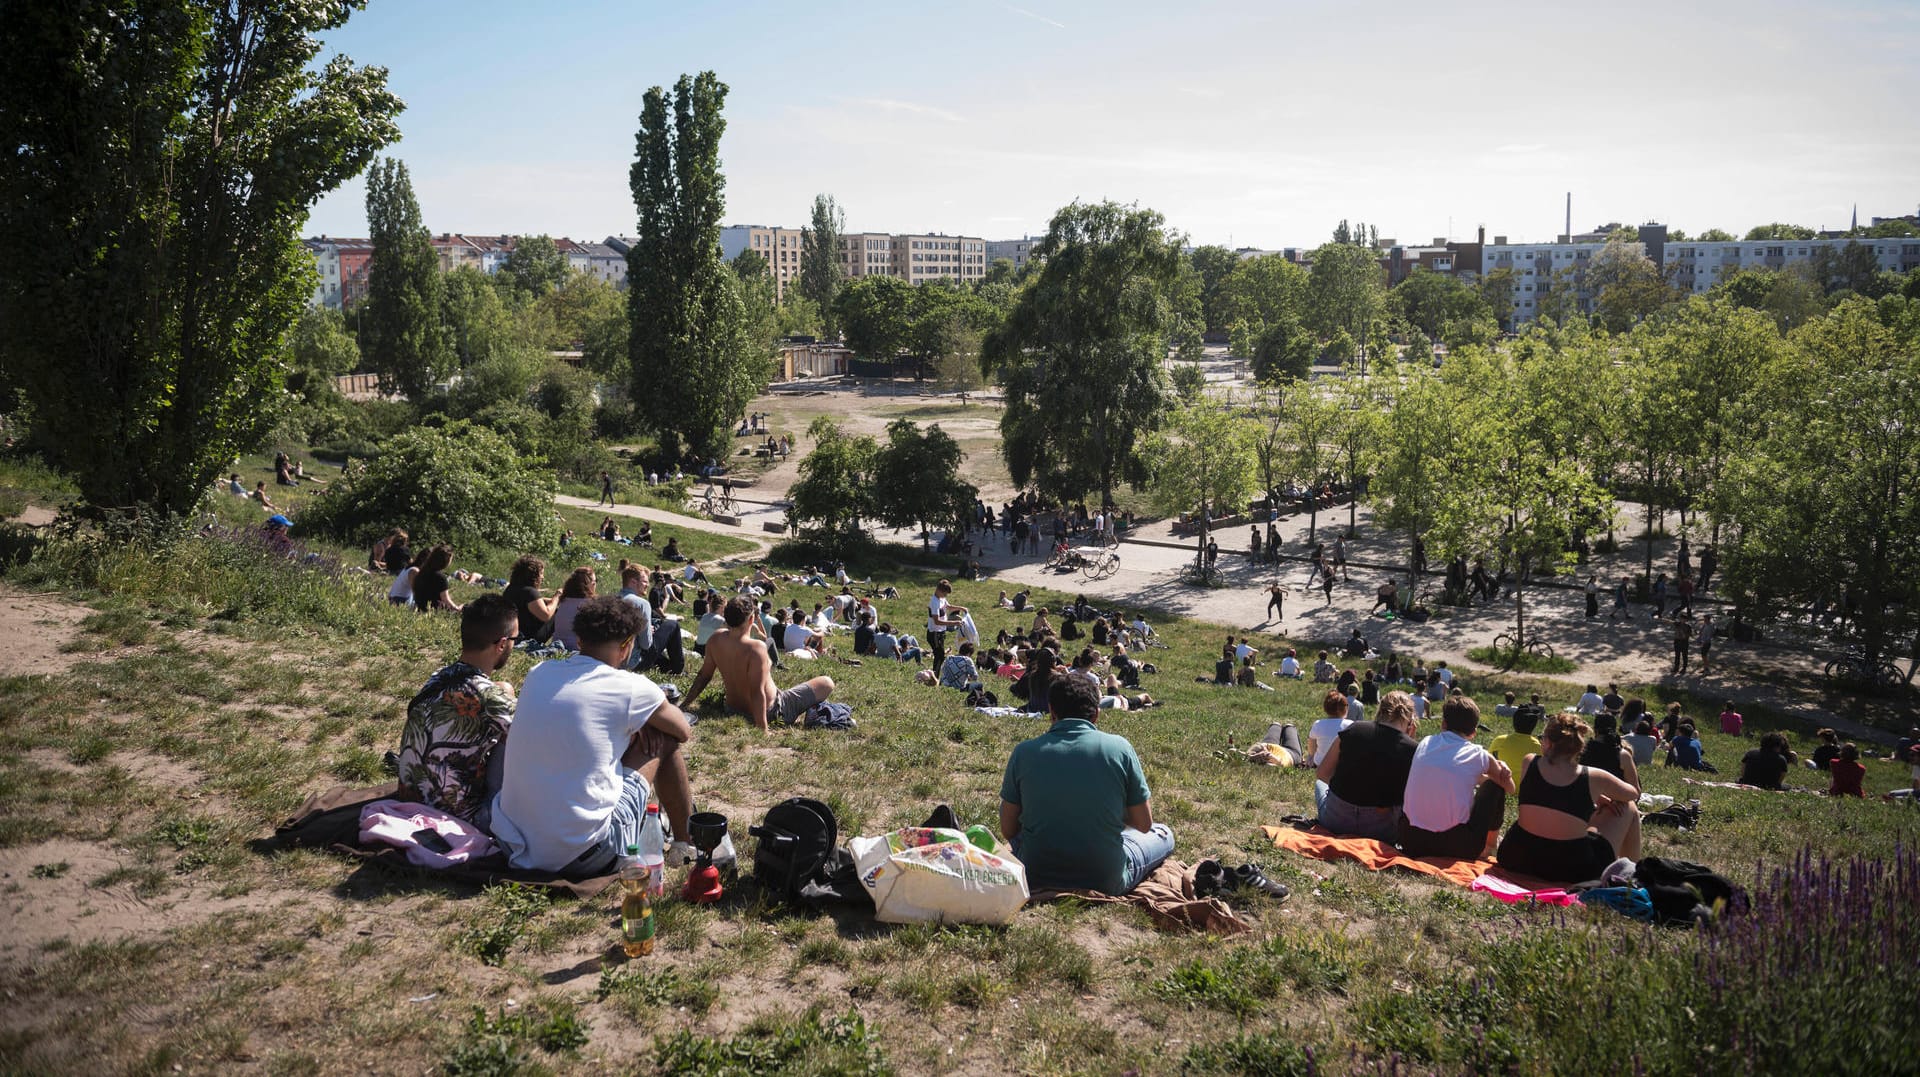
[1320,562,1337,605]
[1332,535,1350,582]
[1671,615,1694,675]
[1609,576,1629,621]
[1652,573,1669,618]
[598,470,614,507]
[1676,574,1696,616]
[1585,577,1600,620]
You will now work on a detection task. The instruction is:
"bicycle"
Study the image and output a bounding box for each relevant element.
[1823,649,1902,690]
[1081,549,1120,581]
[1183,555,1224,588]
[701,482,735,516]
[1489,629,1555,669]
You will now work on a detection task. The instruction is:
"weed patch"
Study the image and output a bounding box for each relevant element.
[651,1008,889,1077]
[453,883,552,966]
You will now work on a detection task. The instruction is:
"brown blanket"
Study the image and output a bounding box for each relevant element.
[269,783,620,899]
[1029,857,1252,935]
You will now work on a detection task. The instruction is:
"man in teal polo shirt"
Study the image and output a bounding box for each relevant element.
[999,676,1175,895]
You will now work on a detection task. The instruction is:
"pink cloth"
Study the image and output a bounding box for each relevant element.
[358,799,497,869]
[1470,872,1579,906]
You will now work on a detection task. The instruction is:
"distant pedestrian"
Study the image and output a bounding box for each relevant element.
[1332,535,1349,582]
[1698,545,1718,594]
[1585,577,1600,620]
[1266,580,1285,623]
[1677,575,1696,615]
[1652,573,1669,618]
[1320,563,1336,605]
[598,470,614,507]
[1610,576,1628,621]
[1697,614,1716,667]
[1672,615,1693,675]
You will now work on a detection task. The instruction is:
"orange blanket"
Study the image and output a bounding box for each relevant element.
[1261,825,1495,888]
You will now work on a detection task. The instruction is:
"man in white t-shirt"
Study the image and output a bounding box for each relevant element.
[781,610,824,656]
[1576,684,1606,715]
[1398,696,1513,859]
[489,597,696,874]
[926,580,965,667]
[1278,648,1303,679]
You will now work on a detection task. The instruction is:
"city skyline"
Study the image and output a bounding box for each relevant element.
[305,0,1920,248]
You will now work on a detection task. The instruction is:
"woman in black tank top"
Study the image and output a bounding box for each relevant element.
[1576,712,1641,792]
[1497,714,1644,883]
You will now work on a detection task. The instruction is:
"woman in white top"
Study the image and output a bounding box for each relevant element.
[387,550,424,606]
[1305,689,1355,767]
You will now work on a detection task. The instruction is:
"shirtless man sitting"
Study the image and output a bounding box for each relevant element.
[683,597,836,732]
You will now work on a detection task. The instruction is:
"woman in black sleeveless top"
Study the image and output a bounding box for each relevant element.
[1498,714,1643,883]
[1577,712,1641,794]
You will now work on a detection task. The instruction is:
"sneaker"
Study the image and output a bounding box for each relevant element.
[1231,863,1291,901]
[1193,858,1229,898]
[666,839,700,866]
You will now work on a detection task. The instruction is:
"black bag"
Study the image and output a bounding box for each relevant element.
[749,798,838,902]
[964,687,999,708]
[1634,856,1745,926]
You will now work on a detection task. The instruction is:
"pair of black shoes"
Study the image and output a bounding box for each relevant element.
[1195,859,1289,901]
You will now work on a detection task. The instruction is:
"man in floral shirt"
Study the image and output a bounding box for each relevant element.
[397,594,520,830]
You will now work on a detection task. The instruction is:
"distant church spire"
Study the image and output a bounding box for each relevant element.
[1851,203,1859,231]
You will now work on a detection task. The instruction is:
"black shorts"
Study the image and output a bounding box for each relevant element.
[1496,825,1616,884]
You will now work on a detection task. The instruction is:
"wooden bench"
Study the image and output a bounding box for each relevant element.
[762,521,788,535]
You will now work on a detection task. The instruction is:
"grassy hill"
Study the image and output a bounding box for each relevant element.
[1,500,1915,1074]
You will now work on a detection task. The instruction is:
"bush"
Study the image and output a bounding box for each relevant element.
[298,421,556,552]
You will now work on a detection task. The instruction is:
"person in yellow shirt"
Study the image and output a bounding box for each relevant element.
[1489,703,1543,776]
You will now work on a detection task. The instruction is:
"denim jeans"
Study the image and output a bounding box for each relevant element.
[565,770,654,877]
[1121,823,1177,890]
[1314,782,1399,843]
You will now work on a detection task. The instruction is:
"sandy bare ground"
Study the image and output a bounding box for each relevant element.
[0,585,90,678]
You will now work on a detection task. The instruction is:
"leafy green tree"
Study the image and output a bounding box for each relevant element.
[1479,267,1517,330]
[1328,367,1386,537]
[1717,298,1920,672]
[1744,223,1816,241]
[362,158,453,402]
[1282,381,1340,544]
[786,417,877,542]
[871,420,976,549]
[627,72,771,459]
[1220,254,1310,362]
[835,275,915,363]
[1188,245,1240,333]
[1307,242,1385,373]
[1392,267,1495,345]
[1808,241,1892,298]
[498,234,567,297]
[1711,267,1825,332]
[300,421,555,552]
[287,307,361,385]
[1856,219,1918,238]
[732,248,771,284]
[985,201,1182,504]
[1144,405,1255,554]
[1587,237,1680,332]
[799,194,844,336]
[1695,228,1737,242]
[1171,363,1207,402]
[0,1,400,520]
[441,265,516,367]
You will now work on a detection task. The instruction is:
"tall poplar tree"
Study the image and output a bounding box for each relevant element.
[0,1,401,520]
[627,71,769,459]
[361,158,451,402]
[800,194,845,337]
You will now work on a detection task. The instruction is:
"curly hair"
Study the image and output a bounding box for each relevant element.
[508,555,545,590]
[1541,714,1592,763]
[570,596,645,648]
[560,566,596,599]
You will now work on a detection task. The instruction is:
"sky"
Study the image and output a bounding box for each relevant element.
[304,0,1920,249]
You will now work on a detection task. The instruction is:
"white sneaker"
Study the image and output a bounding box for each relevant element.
[666,839,700,866]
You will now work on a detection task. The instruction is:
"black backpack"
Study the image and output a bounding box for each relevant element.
[748,798,839,902]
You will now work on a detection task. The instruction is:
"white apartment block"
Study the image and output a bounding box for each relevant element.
[1662,238,1920,295]
[721,225,986,301]
[1479,241,1626,323]
[306,241,342,309]
[1485,231,1920,325]
[986,236,1038,271]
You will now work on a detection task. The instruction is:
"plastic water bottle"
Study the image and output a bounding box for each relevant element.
[637,804,667,897]
[619,844,653,958]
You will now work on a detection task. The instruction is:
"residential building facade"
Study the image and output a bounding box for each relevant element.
[303,237,373,310]
[721,224,986,300]
[986,236,1039,272]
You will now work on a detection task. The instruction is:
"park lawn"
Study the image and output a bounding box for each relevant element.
[0,525,1915,1075]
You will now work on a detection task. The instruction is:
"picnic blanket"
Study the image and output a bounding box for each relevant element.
[1682,777,1818,796]
[1261,825,1556,893]
[1029,857,1252,936]
[268,783,621,899]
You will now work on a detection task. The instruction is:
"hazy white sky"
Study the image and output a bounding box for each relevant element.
[305,0,1920,248]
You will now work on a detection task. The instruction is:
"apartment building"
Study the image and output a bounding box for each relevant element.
[892,233,986,284]
[986,236,1039,271]
[430,234,484,275]
[1662,236,1920,295]
[303,237,374,310]
[721,225,986,299]
[839,232,896,280]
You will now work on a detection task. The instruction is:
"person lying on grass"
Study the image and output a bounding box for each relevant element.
[1496,714,1642,885]
[682,597,836,733]
[999,676,1174,896]
[487,597,696,874]
[1314,691,1420,843]
[397,594,520,831]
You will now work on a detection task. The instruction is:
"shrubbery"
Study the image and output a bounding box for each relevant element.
[298,421,555,552]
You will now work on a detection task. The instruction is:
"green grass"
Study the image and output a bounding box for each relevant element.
[1467,642,1579,674]
[2,468,1918,1075]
